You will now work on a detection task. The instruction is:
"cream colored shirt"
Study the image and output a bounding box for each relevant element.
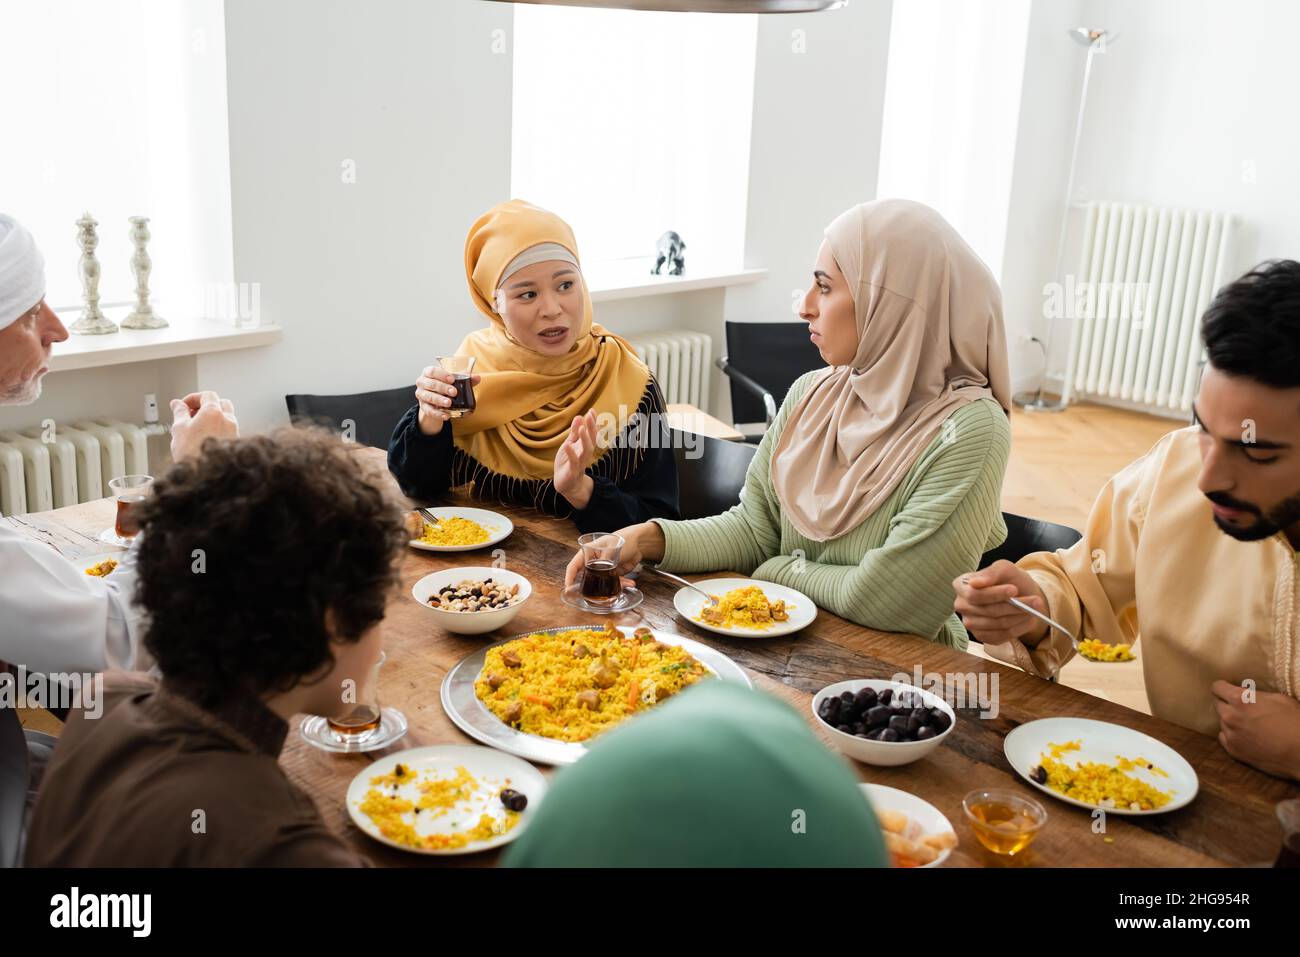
[986,427,1299,736]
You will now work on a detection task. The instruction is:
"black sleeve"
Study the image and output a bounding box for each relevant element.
[386,405,454,501]
[570,440,681,534]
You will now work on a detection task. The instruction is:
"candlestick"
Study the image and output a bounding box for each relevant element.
[121,215,167,330]
[69,212,117,335]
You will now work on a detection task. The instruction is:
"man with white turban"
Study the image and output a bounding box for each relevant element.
[0,213,239,865]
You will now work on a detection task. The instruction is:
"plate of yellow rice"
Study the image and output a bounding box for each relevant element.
[442,623,752,765]
[346,744,546,855]
[408,506,513,553]
[1004,717,1198,816]
[673,577,816,637]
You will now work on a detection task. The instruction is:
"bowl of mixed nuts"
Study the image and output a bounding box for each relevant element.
[411,566,532,635]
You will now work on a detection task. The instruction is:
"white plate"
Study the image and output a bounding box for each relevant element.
[1003,717,1198,816]
[408,506,513,553]
[441,625,752,766]
[859,783,956,868]
[346,744,546,856]
[672,577,816,637]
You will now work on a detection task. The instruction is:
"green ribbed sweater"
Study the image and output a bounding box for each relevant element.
[653,372,1010,648]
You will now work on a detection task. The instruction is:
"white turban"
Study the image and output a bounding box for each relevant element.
[0,213,46,330]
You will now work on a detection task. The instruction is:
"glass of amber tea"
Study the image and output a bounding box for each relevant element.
[435,355,476,418]
[299,651,408,753]
[105,474,153,546]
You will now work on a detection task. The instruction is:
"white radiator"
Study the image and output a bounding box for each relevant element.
[1062,202,1235,415]
[628,331,712,414]
[0,419,149,517]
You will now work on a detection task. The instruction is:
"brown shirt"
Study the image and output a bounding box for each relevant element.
[24,672,366,867]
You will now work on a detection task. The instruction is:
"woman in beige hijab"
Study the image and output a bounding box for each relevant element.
[565,199,1012,646]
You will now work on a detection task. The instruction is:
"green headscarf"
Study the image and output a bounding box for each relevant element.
[504,681,889,867]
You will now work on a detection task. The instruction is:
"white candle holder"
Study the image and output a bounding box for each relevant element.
[121,215,167,330]
[70,212,118,335]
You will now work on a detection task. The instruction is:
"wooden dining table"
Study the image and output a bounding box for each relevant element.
[14,445,1297,868]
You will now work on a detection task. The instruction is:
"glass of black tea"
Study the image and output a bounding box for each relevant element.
[577,532,626,606]
[436,354,477,418]
[107,474,153,546]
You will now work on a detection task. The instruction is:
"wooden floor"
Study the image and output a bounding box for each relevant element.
[19,400,1182,733]
[1002,401,1182,531]
[980,400,1184,713]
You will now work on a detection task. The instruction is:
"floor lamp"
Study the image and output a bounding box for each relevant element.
[1014,27,1116,413]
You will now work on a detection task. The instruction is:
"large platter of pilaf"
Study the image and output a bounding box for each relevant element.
[441,623,752,765]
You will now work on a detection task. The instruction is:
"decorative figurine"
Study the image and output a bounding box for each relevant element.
[651,230,686,276]
[121,216,167,329]
[70,212,117,335]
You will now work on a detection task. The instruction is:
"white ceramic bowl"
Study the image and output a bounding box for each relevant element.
[411,566,531,636]
[811,678,956,767]
[859,783,957,868]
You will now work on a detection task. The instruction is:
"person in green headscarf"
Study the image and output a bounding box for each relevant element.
[503,681,889,867]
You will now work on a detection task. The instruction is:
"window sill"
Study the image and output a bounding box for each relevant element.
[48,320,283,373]
[585,261,767,303]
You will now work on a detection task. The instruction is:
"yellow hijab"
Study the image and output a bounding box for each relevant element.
[454,200,651,482]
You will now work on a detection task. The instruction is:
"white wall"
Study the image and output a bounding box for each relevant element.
[720,0,894,420]
[1014,0,1300,387]
[1072,0,1300,276]
[208,0,895,434]
[199,0,515,433]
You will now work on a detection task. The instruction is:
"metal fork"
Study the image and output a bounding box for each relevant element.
[645,566,719,607]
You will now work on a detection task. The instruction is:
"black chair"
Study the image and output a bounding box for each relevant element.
[715,321,823,442]
[671,429,757,520]
[0,704,26,868]
[978,512,1082,569]
[285,386,416,450]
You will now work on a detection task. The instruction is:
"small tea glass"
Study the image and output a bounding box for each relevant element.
[562,532,644,614]
[100,474,153,547]
[436,355,477,419]
[300,651,408,753]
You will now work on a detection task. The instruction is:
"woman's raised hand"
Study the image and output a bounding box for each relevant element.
[553,410,599,509]
[415,363,480,436]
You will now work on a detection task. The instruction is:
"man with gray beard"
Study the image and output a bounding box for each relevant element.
[0,212,238,864]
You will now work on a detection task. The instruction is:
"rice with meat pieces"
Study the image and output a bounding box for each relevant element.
[696,585,791,630]
[476,624,710,741]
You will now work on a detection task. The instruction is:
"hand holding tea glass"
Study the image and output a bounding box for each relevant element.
[561,528,660,614]
[416,356,482,436]
[563,522,665,594]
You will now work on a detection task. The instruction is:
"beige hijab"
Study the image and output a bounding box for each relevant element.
[770,199,1011,542]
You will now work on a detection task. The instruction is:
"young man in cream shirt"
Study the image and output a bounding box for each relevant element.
[955,259,1300,783]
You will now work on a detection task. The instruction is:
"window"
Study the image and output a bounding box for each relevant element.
[511,6,757,274]
[0,0,233,318]
[875,0,1031,278]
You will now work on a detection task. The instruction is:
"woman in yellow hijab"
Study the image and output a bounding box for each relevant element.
[388,200,680,531]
